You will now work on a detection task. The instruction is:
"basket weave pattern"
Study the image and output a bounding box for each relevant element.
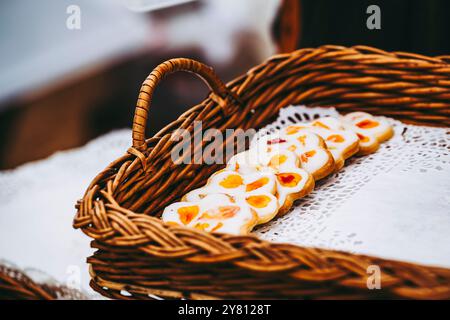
[71,46,450,300]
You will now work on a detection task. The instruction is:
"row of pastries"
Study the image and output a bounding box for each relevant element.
[162,112,394,235]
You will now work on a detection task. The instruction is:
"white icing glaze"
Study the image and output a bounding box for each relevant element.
[306,127,359,164]
[262,149,299,172]
[342,122,379,149]
[251,131,334,177]
[186,170,277,198]
[242,193,279,224]
[227,149,264,174]
[277,118,359,168]
[274,167,311,207]
[310,117,345,130]
[162,194,257,235]
[226,146,313,217]
[184,170,279,224]
[342,112,392,141]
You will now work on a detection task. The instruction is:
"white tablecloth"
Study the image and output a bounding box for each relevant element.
[0,129,131,299]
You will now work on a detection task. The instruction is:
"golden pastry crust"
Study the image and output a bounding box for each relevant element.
[276,173,315,217]
[238,209,259,234]
[342,139,360,159]
[342,112,394,155]
[377,125,394,143]
[332,138,360,170]
[357,140,380,155]
[305,121,361,172]
[310,148,335,180]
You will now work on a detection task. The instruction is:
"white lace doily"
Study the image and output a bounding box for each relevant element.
[253,106,450,268]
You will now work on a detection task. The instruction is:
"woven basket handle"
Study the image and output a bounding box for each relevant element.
[132,58,240,151]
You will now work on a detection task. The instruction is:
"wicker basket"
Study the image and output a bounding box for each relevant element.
[73,45,450,300]
[0,263,86,300]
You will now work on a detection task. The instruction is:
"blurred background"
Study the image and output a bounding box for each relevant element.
[1,0,449,169]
